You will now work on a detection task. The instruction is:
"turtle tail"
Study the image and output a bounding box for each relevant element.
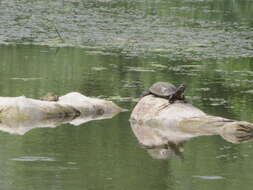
[140,90,151,98]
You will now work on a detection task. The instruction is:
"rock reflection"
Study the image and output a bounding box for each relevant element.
[130,95,253,160]
[0,111,119,135]
[130,119,186,160]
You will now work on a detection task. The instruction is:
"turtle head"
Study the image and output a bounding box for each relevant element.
[178,84,186,92]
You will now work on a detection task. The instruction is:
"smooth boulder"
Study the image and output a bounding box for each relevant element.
[0,92,124,135]
[130,95,253,158]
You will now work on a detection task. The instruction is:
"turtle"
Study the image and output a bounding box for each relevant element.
[140,82,186,103]
[40,92,59,101]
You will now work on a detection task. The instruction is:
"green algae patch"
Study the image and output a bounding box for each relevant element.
[0,0,253,60]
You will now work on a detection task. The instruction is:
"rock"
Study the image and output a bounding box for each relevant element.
[0,92,125,135]
[130,95,253,159]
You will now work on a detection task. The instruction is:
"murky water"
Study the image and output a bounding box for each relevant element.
[0,0,253,60]
[0,0,253,189]
[1,45,253,190]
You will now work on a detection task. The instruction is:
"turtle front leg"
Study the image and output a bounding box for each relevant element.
[169,95,176,104]
[169,98,175,104]
[179,94,187,103]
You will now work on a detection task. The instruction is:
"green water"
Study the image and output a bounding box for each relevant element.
[0,0,253,189]
[1,0,253,60]
[0,45,253,190]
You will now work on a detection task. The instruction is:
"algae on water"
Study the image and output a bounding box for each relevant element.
[0,0,252,60]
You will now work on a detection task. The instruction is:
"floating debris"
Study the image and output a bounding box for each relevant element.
[10,77,42,81]
[92,67,107,71]
[127,67,155,72]
[11,156,56,162]
[150,64,168,69]
[192,175,224,180]
[108,95,138,103]
[216,154,229,159]
[208,98,229,106]
[244,90,253,94]
[196,88,210,92]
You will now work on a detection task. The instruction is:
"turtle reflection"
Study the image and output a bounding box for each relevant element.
[143,142,185,160]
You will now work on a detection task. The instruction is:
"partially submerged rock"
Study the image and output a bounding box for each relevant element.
[130,95,253,159]
[0,92,125,135]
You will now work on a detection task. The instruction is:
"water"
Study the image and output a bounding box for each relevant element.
[0,0,253,189]
[0,0,253,60]
[0,45,253,190]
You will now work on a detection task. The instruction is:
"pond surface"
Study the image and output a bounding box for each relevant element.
[1,45,253,190]
[0,0,253,190]
[0,0,253,60]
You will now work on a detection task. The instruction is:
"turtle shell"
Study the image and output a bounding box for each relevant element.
[149,82,177,97]
[40,92,59,101]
